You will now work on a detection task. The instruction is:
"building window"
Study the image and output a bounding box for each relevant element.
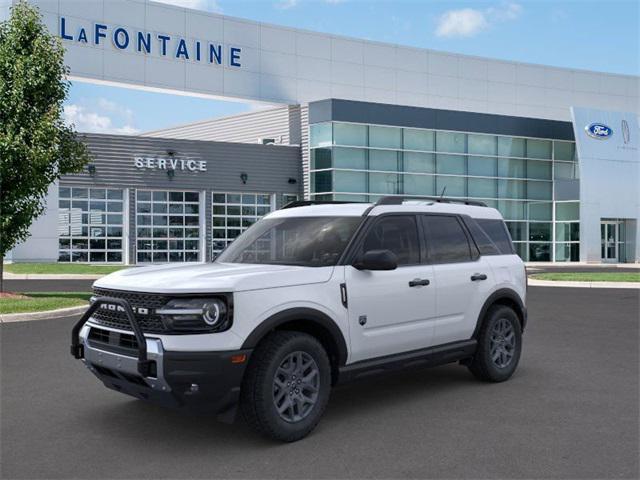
[308,121,579,262]
[212,192,274,257]
[283,193,299,206]
[58,187,124,263]
[135,190,200,263]
[554,202,580,262]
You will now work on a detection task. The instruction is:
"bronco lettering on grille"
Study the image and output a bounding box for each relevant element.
[99,303,150,315]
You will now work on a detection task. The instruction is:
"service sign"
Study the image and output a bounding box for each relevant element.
[134,156,207,172]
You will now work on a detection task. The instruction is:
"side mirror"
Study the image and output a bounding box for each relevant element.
[353,249,398,271]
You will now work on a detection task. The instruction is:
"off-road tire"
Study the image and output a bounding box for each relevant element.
[468,305,522,382]
[240,331,331,442]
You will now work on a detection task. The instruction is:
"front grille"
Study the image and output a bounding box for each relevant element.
[88,327,139,351]
[91,288,169,333]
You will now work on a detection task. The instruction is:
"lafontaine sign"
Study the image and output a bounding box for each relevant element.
[134,156,207,172]
[59,17,242,68]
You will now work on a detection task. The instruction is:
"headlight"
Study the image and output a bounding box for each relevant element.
[157,297,230,332]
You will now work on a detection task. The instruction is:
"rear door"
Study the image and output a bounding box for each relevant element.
[421,214,494,345]
[345,215,436,363]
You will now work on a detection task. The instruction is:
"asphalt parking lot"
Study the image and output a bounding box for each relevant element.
[1,287,638,479]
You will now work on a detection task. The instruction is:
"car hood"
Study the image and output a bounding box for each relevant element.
[93,262,335,294]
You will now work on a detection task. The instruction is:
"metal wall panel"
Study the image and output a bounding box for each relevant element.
[309,99,575,140]
[300,105,310,199]
[55,133,302,264]
[62,133,302,193]
[143,105,301,145]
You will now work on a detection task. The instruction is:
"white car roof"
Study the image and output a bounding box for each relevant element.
[268,200,504,220]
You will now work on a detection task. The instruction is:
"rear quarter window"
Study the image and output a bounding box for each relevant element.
[475,218,515,255]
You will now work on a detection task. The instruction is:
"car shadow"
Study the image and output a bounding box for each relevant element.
[78,363,485,447]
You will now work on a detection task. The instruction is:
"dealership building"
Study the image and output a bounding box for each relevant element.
[4,0,639,264]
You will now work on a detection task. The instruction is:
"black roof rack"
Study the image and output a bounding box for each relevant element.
[281,200,364,210]
[374,196,488,207]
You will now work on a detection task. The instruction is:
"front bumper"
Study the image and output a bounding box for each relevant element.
[76,320,251,421]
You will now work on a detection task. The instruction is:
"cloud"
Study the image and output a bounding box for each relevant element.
[64,100,139,135]
[435,2,522,38]
[153,0,222,13]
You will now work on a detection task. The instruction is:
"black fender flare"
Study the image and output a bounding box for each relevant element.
[472,288,527,338]
[241,307,349,366]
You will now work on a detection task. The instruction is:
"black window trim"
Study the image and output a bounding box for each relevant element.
[420,213,481,266]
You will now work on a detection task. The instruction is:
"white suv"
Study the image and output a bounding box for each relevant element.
[71,196,527,442]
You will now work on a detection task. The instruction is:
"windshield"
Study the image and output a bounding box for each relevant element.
[216,216,362,267]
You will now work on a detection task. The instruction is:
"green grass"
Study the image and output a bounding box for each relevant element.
[0,292,92,315]
[530,272,640,283]
[4,263,125,275]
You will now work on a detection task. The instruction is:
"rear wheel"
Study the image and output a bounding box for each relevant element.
[240,331,331,442]
[468,305,522,382]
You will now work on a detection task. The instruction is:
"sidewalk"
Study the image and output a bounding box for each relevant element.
[528,278,640,289]
[3,272,104,280]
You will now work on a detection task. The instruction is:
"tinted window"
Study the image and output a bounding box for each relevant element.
[217,216,361,267]
[423,215,472,264]
[463,218,500,256]
[476,219,515,255]
[361,216,420,266]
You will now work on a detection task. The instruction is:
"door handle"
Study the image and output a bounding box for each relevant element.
[409,278,430,287]
[471,273,487,281]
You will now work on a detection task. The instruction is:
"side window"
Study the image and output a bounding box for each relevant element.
[360,216,420,266]
[476,219,515,255]
[463,217,500,256]
[422,215,472,264]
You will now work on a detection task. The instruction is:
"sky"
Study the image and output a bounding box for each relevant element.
[63,0,640,135]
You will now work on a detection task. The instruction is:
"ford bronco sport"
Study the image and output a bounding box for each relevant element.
[71,196,527,442]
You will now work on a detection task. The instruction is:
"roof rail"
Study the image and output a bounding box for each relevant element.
[281,200,363,210]
[374,196,488,207]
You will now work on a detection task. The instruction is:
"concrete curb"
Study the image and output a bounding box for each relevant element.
[528,279,640,289]
[3,273,103,280]
[0,305,88,323]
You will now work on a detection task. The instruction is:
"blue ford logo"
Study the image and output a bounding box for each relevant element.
[585,123,613,139]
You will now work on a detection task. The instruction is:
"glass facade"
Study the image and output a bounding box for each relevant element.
[58,187,124,263]
[212,192,275,257]
[136,190,200,263]
[57,186,285,264]
[309,121,580,262]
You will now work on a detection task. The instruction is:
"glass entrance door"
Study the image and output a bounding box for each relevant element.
[601,221,619,262]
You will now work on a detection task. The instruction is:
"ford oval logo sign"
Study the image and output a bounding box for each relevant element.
[585,123,613,139]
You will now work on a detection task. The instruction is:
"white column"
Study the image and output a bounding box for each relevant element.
[199,190,207,262]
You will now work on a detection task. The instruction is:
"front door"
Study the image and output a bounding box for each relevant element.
[345,215,436,363]
[601,221,618,263]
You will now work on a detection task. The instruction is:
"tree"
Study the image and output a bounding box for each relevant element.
[0,1,90,291]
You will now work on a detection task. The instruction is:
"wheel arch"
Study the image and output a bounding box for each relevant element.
[472,288,527,339]
[241,308,349,384]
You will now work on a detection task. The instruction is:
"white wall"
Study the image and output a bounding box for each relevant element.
[21,0,640,122]
[571,108,640,263]
[9,183,60,263]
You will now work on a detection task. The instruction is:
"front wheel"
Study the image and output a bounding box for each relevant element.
[468,305,522,382]
[240,331,331,442]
